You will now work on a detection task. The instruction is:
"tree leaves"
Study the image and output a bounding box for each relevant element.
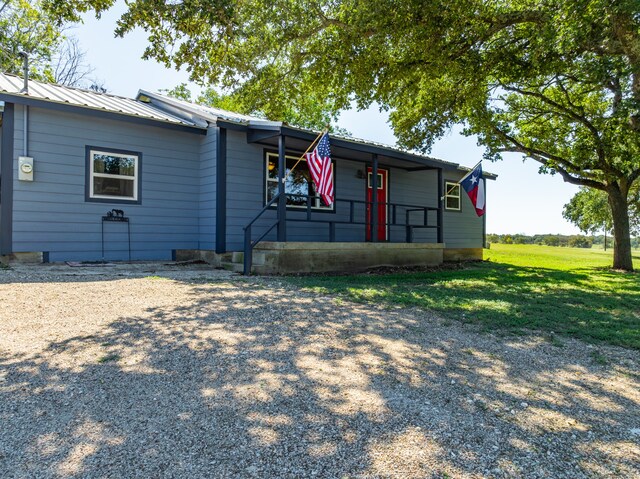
[0,0,61,82]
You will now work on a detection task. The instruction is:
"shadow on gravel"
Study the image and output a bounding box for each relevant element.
[1,278,639,478]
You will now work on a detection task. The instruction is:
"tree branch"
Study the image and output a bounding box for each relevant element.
[501,84,608,167]
[0,0,10,16]
[553,164,606,190]
[491,125,606,189]
[491,125,583,172]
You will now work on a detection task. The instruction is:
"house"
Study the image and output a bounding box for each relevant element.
[0,73,496,273]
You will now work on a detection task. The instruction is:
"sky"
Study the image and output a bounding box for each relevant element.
[72,5,582,236]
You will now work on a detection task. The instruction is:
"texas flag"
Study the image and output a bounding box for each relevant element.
[460,163,485,217]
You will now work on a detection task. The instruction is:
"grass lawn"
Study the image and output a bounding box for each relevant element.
[290,244,640,350]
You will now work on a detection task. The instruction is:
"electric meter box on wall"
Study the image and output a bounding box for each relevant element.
[18,156,33,181]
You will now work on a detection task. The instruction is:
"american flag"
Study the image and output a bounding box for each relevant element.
[305,132,334,206]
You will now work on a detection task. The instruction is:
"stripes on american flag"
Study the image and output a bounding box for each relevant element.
[305,132,334,206]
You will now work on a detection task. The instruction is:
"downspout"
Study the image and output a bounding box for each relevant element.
[437,168,444,243]
[482,177,487,248]
[371,154,378,242]
[277,133,287,241]
[18,51,28,156]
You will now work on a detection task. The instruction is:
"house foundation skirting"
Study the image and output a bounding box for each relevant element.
[178,242,446,274]
[256,242,445,274]
[0,252,46,265]
[443,248,484,262]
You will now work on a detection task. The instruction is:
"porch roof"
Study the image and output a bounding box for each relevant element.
[225,120,497,178]
[138,89,497,178]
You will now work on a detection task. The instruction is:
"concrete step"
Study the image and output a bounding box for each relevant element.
[217,252,234,263]
[231,251,265,265]
[251,264,271,275]
[220,262,244,273]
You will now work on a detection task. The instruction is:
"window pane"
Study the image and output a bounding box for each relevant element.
[94,153,136,176]
[94,177,135,198]
[285,166,311,205]
[367,173,384,189]
[267,156,278,180]
[266,181,278,202]
[446,196,460,210]
[266,154,331,208]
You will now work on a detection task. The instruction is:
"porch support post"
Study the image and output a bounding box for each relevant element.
[371,154,379,242]
[437,167,444,243]
[215,127,227,253]
[482,178,487,248]
[0,103,15,256]
[277,133,287,241]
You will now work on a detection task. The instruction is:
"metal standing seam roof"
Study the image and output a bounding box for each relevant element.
[138,89,271,125]
[140,90,499,176]
[0,73,199,128]
[0,73,496,178]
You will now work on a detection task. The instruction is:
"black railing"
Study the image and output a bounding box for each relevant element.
[242,193,441,274]
[243,193,281,274]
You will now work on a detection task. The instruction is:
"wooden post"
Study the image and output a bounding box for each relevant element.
[277,134,287,241]
[371,154,378,242]
[482,176,486,247]
[437,167,444,243]
[215,127,227,253]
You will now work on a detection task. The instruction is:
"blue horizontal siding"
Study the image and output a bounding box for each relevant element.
[11,106,202,261]
[8,105,483,260]
[198,126,217,250]
[442,171,484,248]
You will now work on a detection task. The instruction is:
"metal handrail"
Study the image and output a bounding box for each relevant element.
[242,193,281,274]
[244,193,280,230]
[284,193,439,212]
[284,194,438,234]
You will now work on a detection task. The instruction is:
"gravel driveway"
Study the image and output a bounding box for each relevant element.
[1,263,638,478]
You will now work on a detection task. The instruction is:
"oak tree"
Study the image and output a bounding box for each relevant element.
[564,186,639,247]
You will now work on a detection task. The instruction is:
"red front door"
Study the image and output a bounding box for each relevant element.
[366,167,388,241]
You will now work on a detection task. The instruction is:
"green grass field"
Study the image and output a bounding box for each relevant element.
[291,244,640,349]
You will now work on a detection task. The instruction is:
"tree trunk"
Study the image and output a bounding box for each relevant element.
[607,187,633,271]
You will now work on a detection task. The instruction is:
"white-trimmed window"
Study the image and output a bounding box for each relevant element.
[88,148,139,202]
[265,152,333,210]
[444,181,461,211]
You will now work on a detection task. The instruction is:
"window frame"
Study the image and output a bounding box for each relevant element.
[85,146,142,204]
[264,150,335,212]
[444,180,461,211]
[367,172,385,190]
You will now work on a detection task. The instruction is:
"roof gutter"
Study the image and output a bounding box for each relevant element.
[18,51,28,156]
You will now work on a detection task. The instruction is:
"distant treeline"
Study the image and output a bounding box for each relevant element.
[486,234,640,249]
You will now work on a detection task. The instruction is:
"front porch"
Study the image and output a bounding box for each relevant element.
[229,123,451,274]
[220,241,444,274]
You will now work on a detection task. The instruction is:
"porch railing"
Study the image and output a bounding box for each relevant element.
[242,193,441,274]
[242,193,281,275]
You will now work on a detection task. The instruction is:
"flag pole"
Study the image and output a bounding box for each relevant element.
[445,161,482,196]
[282,127,328,183]
[458,160,483,184]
